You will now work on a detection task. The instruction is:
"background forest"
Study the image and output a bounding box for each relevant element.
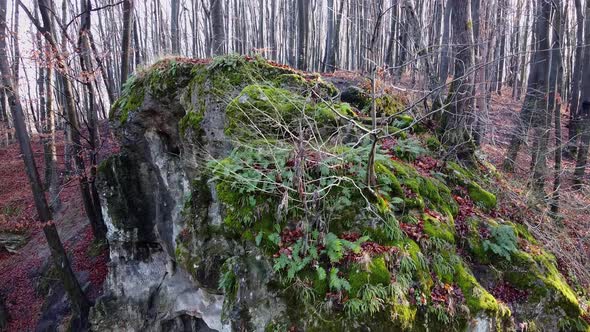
[0,0,589,330]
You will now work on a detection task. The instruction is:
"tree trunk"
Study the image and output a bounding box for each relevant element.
[210,0,225,55]
[574,0,590,186]
[1,1,90,327]
[296,0,309,70]
[25,0,108,241]
[438,1,452,86]
[545,0,563,205]
[121,0,134,88]
[322,0,335,72]
[567,0,585,155]
[79,0,107,239]
[42,40,60,210]
[440,0,476,162]
[171,0,180,53]
[504,0,552,172]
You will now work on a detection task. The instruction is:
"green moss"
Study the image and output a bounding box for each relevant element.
[425,135,442,152]
[465,222,490,264]
[504,249,582,318]
[349,256,391,296]
[179,111,204,135]
[467,182,497,210]
[513,222,537,244]
[391,114,414,129]
[369,94,405,116]
[111,75,145,124]
[455,261,508,316]
[386,126,409,139]
[390,304,417,329]
[225,84,308,137]
[423,215,455,244]
[314,102,355,123]
[375,162,404,198]
[534,252,581,317]
[275,73,308,89]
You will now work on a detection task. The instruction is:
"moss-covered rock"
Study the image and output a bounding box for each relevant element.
[99,55,588,332]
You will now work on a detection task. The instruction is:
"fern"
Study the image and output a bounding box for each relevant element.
[344,284,388,317]
[329,267,351,291]
[324,232,369,263]
[399,254,417,274]
[384,216,403,241]
[394,138,427,161]
[316,266,327,281]
[432,253,454,279]
[325,233,344,262]
[482,225,517,261]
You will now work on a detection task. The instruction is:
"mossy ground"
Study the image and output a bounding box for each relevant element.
[113,55,589,331]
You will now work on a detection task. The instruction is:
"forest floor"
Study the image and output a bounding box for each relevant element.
[481,90,590,288]
[0,123,113,331]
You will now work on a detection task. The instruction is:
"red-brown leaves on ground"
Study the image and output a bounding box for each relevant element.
[491,281,528,304]
[400,219,427,242]
[414,156,440,175]
[454,192,475,237]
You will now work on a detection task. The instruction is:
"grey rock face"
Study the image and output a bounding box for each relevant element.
[91,62,287,332]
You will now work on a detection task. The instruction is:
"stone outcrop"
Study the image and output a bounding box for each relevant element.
[91,56,589,332]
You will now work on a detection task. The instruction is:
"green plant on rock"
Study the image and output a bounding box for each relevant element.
[208,53,249,71]
[392,138,427,162]
[329,267,351,292]
[344,284,389,317]
[325,232,368,263]
[482,224,518,261]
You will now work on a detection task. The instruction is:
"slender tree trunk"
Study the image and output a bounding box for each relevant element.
[546,1,563,206]
[440,0,476,162]
[121,0,134,88]
[210,0,225,55]
[171,0,180,53]
[79,0,107,240]
[296,0,309,70]
[23,0,108,241]
[1,1,90,327]
[504,0,552,172]
[322,0,335,72]
[574,0,590,186]
[567,0,585,155]
[41,38,60,210]
[438,1,452,86]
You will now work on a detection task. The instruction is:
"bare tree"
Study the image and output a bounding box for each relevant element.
[566,0,585,155]
[121,0,134,87]
[574,0,590,186]
[210,0,225,55]
[440,0,476,162]
[0,0,90,327]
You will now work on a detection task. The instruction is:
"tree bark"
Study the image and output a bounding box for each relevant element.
[171,0,180,53]
[504,0,552,172]
[121,0,134,88]
[21,0,108,241]
[567,0,585,155]
[210,0,225,55]
[296,0,309,70]
[440,0,476,162]
[438,1,452,86]
[574,0,590,186]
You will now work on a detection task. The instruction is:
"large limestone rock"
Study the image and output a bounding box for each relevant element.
[92,56,589,332]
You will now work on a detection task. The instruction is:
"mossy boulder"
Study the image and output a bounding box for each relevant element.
[97,55,588,332]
